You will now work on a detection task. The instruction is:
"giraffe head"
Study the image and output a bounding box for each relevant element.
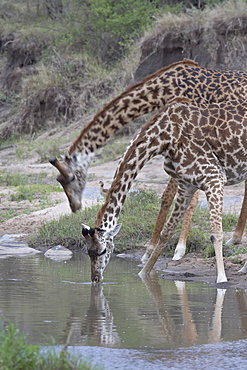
[82,223,122,283]
[50,152,92,212]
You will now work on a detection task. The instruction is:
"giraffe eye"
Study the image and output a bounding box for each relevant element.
[70,174,76,182]
[88,248,106,257]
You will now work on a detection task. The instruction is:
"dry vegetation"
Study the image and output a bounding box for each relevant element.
[2,0,246,158]
[144,0,247,36]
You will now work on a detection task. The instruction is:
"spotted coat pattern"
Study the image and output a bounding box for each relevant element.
[51,59,247,212]
[50,59,247,282]
[84,98,247,283]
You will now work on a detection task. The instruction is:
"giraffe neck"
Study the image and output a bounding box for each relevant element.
[95,107,176,230]
[56,59,247,213]
[68,59,247,160]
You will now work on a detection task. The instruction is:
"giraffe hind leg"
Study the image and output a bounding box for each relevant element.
[225,180,247,246]
[172,189,200,260]
[205,182,227,284]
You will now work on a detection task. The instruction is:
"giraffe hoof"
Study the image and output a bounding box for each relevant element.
[141,250,153,263]
[216,276,228,284]
[172,252,184,261]
[225,236,241,246]
[238,264,247,273]
[141,255,149,263]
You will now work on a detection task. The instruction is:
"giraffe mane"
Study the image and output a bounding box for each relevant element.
[94,96,194,228]
[167,96,191,106]
[68,59,198,155]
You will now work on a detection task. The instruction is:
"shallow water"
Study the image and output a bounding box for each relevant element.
[0,253,247,369]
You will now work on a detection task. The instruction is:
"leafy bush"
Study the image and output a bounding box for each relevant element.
[0,322,97,370]
[0,0,184,64]
[0,323,39,370]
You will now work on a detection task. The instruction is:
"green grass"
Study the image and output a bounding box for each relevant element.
[92,138,130,165]
[29,190,243,258]
[10,184,62,202]
[0,322,98,370]
[0,170,62,222]
[0,170,57,187]
[29,191,160,251]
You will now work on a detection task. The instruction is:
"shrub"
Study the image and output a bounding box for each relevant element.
[0,322,97,370]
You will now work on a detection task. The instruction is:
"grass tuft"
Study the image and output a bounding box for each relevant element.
[0,171,62,222]
[29,190,241,258]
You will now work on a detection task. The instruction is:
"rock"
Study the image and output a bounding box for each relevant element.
[0,234,41,257]
[44,245,73,261]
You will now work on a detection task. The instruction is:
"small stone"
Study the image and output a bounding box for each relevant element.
[44,245,73,260]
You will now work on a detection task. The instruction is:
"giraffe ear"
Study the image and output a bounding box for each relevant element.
[106,224,122,238]
[82,223,122,239]
[81,223,95,237]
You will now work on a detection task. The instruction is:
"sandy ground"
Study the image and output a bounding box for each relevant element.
[1,152,247,288]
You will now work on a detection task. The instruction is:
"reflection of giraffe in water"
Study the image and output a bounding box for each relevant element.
[82,98,247,283]
[208,287,226,343]
[61,276,246,348]
[174,280,198,344]
[81,285,121,347]
[50,59,247,257]
[142,276,226,345]
[235,288,247,335]
[62,285,120,347]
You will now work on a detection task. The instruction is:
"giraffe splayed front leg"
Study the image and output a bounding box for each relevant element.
[140,179,228,284]
[139,185,195,276]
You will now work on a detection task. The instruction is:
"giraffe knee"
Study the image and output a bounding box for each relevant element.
[210,233,223,244]
[210,235,215,244]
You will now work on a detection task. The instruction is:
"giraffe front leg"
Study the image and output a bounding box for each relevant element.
[226,180,247,246]
[172,189,200,260]
[205,183,227,284]
[139,185,195,276]
[142,178,178,263]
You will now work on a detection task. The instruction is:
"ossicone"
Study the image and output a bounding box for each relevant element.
[49,157,74,181]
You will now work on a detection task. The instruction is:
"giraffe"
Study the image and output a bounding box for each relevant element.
[50,59,247,252]
[143,276,226,345]
[81,98,247,283]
